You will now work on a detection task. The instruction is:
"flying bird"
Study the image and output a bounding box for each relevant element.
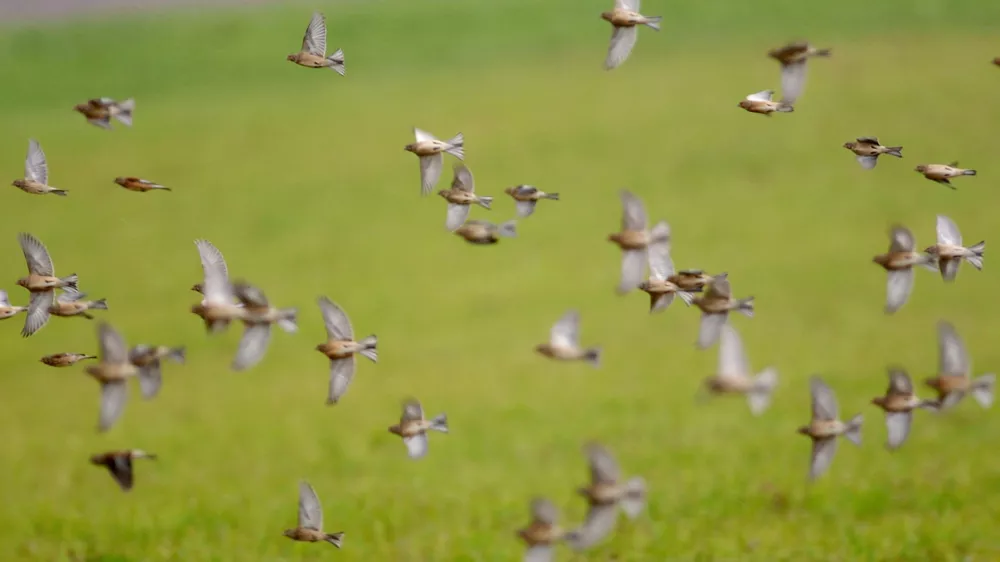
[767,41,831,107]
[504,185,559,218]
[566,442,646,551]
[404,127,465,195]
[316,296,377,405]
[0,290,28,320]
[701,323,777,415]
[90,449,156,491]
[692,273,753,349]
[600,0,662,70]
[842,137,903,170]
[924,214,984,282]
[73,97,135,129]
[636,221,695,312]
[230,281,298,372]
[871,367,937,450]
[439,164,493,231]
[388,398,448,460]
[190,239,245,333]
[48,287,108,320]
[737,89,794,115]
[517,497,566,562]
[914,162,976,189]
[282,481,345,548]
[15,232,78,338]
[84,322,140,432]
[40,352,96,367]
[924,321,994,411]
[286,12,345,75]
[534,309,601,367]
[667,269,714,293]
[454,219,517,244]
[797,376,862,481]
[608,189,669,294]
[129,345,185,400]
[12,139,67,196]
[871,225,935,314]
[114,177,171,193]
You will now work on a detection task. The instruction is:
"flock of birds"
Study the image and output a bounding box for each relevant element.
[5,2,1000,559]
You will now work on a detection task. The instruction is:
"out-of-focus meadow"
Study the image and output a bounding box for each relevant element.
[1,0,1000,560]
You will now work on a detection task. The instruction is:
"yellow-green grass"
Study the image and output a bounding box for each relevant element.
[2,1,1000,560]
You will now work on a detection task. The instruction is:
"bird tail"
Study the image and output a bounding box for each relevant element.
[642,16,662,31]
[358,334,378,362]
[113,98,135,126]
[429,413,449,433]
[60,273,79,291]
[324,532,344,548]
[885,146,903,158]
[475,196,493,210]
[676,291,696,306]
[843,413,863,446]
[620,476,647,518]
[964,241,986,270]
[747,367,778,415]
[962,169,977,176]
[167,346,186,364]
[584,347,602,368]
[89,298,109,310]
[735,297,754,318]
[775,103,795,113]
[326,49,345,76]
[972,373,995,408]
[542,192,560,200]
[277,308,298,334]
[51,189,69,196]
[444,133,464,160]
[497,220,517,238]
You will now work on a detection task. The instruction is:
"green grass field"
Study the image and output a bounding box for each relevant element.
[2,0,1000,560]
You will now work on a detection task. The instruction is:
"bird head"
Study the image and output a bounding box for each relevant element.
[190,283,204,294]
[503,186,515,196]
[436,190,449,199]
[795,426,811,436]
[282,529,296,538]
[738,100,752,110]
[600,11,613,22]
[914,165,927,173]
[286,54,297,62]
[11,179,23,188]
[72,103,88,114]
[842,142,855,150]
[403,143,417,153]
[113,177,126,186]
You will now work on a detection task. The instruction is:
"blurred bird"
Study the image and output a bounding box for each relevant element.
[89,449,156,491]
[566,442,646,551]
[843,137,903,170]
[994,56,1000,67]
[914,162,976,190]
[190,239,246,333]
[517,497,566,562]
[924,321,994,411]
[282,481,345,548]
[454,219,517,244]
[767,41,831,106]
[15,232,79,338]
[129,345,185,400]
[48,287,108,320]
[229,281,298,372]
[637,222,695,312]
[600,0,662,70]
[692,273,754,349]
[608,189,670,294]
[667,269,714,293]
[505,185,559,218]
[388,398,448,460]
[0,289,28,320]
[316,296,377,405]
[404,127,465,195]
[871,225,935,315]
[286,12,345,75]
[872,367,938,450]
[114,177,171,193]
[439,164,493,231]
[40,352,96,367]
[84,322,140,432]
[924,214,985,282]
[534,310,601,367]
[11,139,67,196]
[701,323,777,415]
[73,97,135,129]
[738,89,794,115]
[797,376,862,481]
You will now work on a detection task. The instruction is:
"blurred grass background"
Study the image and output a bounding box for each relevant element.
[2,0,1000,560]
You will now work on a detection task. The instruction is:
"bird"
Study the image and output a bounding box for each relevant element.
[701,323,777,415]
[692,273,754,349]
[767,41,831,107]
[534,309,601,367]
[600,0,662,70]
[871,225,935,314]
[114,177,171,193]
[871,367,937,450]
[404,127,465,195]
[636,221,695,312]
[923,321,994,411]
[923,214,985,282]
[229,281,298,372]
[190,239,246,333]
[0,289,28,320]
[89,449,156,491]
[15,232,79,338]
[454,219,517,244]
[286,12,345,75]
[667,269,714,293]
[842,137,903,170]
[388,398,448,460]
[48,287,108,321]
[11,139,67,196]
[504,185,559,218]
[84,322,140,432]
[129,345,185,400]
[914,162,977,189]
[517,497,566,562]
[566,442,646,551]
[40,352,97,367]
[797,376,862,481]
[315,296,377,405]
[994,56,1000,67]
[607,189,670,294]
[439,164,493,231]
[73,97,135,129]
[737,89,794,115]
[282,481,345,548]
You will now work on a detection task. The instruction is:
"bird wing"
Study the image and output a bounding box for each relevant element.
[318,296,354,340]
[549,309,581,348]
[584,442,620,484]
[301,11,327,56]
[98,322,128,364]
[809,375,839,420]
[605,26,638,71]
[937,321,969,378]
[25,139,49,184]
[888,226,915,252]
[451,164,475,193]
[717,323,751,380]
[327,356,357,405]
[935,214,963,246]
[618,189,648,231]
[298,481,324,530]
[19,232,55,276]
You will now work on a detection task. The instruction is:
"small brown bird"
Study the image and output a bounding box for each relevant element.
[388,398,449,460]
[871,225,935,314]
[114,177,171,193]
[505,185,559,218]
[129,345,185,400]
[738,89,794,115]
[637,222,695,312]
[40,352,97,367]
[566,442,646,551]
[994,56,1000,67]
[190,239,246,333]
[316,296,377,405]
[871,367,938,450]
[517,497,566,562]
[454,219,517,244]
[843,137,903,170]
[534,310,601,367]
[0,289,28,320]
[89,449,156,491]
[15,232,79,338]
[11,139,67,196]
[600,0,662,70]
[767,41,831,106]
[230,281,298,372]
[73,97,135,129]
[667,269,714,293]
[286,12,345,75]
[914,162,976,189]
[283,481,344,548]
[702,323,777,415]
[924,214,985,282]
[608,189,670,294]
[692,273,753,349]
[797,376,862,481]
[924,321,994,411]
[84,322,140,432]
[48,287,108,320]
[439,164,493,231]
[404,127,465,195]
